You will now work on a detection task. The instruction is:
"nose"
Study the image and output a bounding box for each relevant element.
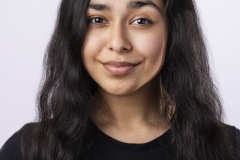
[107,23,132,53]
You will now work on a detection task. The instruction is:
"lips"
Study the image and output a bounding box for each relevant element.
[102,61,138,75]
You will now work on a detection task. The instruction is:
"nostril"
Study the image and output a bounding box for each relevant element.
[107,30,132,53]
[108,42,132,53]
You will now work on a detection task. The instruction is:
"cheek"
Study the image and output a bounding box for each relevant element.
[82,36,95,72]
[83,33,101,57]
[82,31,106,70]
[134,33,167,63]
[134,32,167,80]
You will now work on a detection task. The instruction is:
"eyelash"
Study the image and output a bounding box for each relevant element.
[132,18,153,25]
[87,16,153,26]
[88,17,107,24]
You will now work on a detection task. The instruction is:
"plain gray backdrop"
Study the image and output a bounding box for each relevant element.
[0,0,239,147]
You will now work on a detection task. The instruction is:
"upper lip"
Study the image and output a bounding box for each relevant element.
[102,61,139,67]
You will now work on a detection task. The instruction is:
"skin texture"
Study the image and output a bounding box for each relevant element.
[82,0,169,143]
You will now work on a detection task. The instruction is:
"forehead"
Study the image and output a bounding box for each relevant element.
[88,0,163,11]
[87,0,164,17]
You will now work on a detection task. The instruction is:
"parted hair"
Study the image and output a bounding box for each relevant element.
[20,0,237,159]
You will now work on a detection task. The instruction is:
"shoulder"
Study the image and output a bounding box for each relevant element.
[224,124,240,159]
[0,123,37,160]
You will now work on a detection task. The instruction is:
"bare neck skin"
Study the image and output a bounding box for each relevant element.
[91,77,170,143]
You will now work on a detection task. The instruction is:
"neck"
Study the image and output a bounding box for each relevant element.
[90,77,171,143]
[91,77,166,130]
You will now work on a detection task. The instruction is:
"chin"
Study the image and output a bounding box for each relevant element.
[100,86,139,97]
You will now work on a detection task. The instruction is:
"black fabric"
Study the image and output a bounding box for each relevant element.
[89,122,173,160]
[0,128,22,160]
[0,123,240,160]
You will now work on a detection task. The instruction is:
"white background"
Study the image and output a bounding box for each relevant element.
[0,0,239,147]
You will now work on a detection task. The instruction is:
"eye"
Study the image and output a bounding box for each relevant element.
[88,17,107,24]
[131,18,152,25]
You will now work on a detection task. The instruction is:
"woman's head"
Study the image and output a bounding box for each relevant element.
[48,0,204,97]
[82,0,167,96]
[40,0,211,122]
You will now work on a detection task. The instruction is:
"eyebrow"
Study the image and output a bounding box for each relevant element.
[88,3,110,11]
[88,0,162,14]
[127,0,162,13]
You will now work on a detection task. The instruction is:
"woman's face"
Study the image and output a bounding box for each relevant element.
[82,0,167,96]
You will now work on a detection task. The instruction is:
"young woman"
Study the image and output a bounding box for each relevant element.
[0,0,239,159]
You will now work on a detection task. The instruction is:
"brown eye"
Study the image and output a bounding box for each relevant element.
[132,18,152,25]
[88,17,107,24]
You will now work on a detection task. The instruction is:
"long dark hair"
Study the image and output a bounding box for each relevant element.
[20,0,236,159]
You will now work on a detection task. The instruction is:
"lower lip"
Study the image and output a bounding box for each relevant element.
[103,64,135,75]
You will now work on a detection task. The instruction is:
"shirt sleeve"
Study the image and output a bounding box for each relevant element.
[234,127,240,159]
[0,128,23,160]
[226,124,240,159]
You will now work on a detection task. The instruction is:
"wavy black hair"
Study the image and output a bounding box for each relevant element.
[20,0,237,159]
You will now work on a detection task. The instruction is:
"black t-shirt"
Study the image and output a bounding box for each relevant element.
[90,123,173,160]
[0,123,240,160]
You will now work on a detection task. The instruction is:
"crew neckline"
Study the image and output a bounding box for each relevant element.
[90,120,172,152]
